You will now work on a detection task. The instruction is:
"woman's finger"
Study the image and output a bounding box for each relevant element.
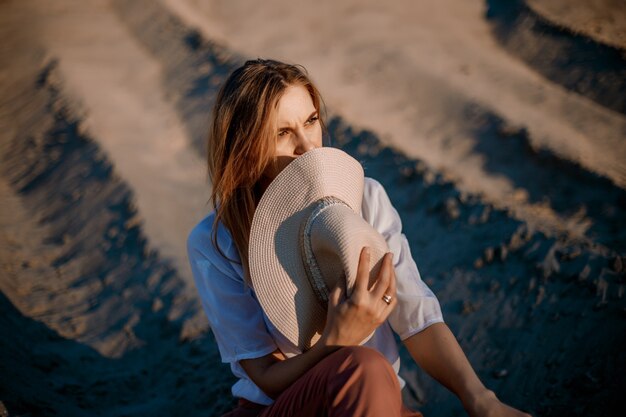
[386,254,397,304]
[329,283,343,308]
[353,246,371,294]
[370,252,393,299]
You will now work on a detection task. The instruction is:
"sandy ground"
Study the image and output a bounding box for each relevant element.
[527,0,626,50]
[1,0,625,416]
[168,0,626,198]
[2,0,212,297]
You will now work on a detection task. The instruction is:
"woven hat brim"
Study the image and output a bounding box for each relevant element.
[249,147,364,351]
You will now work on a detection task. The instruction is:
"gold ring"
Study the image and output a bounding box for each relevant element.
[382,294,392,305]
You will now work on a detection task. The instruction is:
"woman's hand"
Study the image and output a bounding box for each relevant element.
[465,389,532,417]
[318,246,397,347]
[240,246,397,398]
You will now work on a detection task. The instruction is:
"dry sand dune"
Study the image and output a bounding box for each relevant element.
[527,0,626,50]
[168,0,626,198]
[1,0,625,416]
[3,0,212,295]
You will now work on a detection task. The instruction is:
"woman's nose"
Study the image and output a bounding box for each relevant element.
[294,129,316,154]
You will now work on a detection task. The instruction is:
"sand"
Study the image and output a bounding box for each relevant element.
[527,0,626,50]
[1,0,625,416]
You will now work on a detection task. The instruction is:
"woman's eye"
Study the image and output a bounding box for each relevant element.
[278,130,289,137]
[306,116,319,125]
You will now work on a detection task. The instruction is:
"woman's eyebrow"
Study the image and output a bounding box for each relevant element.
[278,111,318,131]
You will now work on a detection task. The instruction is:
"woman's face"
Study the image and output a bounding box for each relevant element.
[263,84,322,181]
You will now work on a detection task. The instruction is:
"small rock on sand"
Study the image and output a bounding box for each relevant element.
[612,256,623,273]
[484,247,495,263]
[578,264,591,281]
[492,369,509,379]
[445,197,460,220]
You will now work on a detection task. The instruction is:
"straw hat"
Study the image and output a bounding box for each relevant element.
[249,147,390,351]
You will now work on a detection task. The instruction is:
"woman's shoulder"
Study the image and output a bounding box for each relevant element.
[364,176,384,196]
[362,176,389,215]
[186,211,237,266]
[362,176,402,233]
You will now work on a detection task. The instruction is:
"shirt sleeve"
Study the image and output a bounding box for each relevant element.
[187,220,278,363]
[363,177,445,340]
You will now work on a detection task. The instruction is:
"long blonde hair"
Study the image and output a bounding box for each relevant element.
[207,59,326,284]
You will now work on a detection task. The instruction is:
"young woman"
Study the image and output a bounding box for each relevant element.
[187,59,531,417]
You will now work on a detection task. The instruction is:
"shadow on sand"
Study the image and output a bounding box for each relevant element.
[0,62,235,417]
[485,0,626,115]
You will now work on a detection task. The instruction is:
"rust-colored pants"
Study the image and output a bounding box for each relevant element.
[220,346,423,417]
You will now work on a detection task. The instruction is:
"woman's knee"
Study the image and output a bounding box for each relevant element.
[331,346,399,385]
[324,346,402,414]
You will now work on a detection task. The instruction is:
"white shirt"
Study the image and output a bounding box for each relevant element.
[186,177,444,405]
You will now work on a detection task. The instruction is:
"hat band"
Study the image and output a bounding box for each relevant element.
[300,196,350,308]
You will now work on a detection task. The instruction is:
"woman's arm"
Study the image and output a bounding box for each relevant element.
[239,342,337,399]
[241,248,397,399]
[403,323,532,417]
